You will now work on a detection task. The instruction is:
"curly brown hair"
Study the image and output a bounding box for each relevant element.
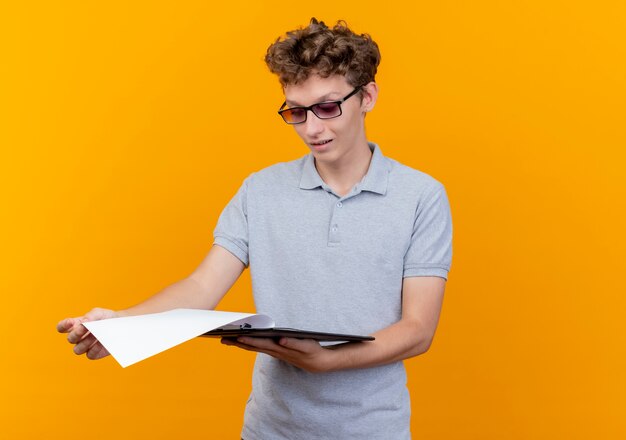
[265,18,381,88]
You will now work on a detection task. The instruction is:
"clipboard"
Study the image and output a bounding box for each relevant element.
[202,324,375,342]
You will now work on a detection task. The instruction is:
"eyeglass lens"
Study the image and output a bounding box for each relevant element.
[282,102,342,124]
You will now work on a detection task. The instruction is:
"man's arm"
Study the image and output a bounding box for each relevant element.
[221,276,446,372]
[57,245,245,359]
[120,244,246,315]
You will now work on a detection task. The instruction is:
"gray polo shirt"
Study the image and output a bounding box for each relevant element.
[214,142,452,440]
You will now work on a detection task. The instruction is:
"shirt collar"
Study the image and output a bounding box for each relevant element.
[299,142,390,195]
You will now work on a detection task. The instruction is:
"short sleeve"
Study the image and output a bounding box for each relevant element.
[403,184,453,280]
[213,178,250,267]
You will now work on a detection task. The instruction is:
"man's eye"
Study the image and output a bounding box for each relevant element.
[314,103,340,117]
[289,108,306,118]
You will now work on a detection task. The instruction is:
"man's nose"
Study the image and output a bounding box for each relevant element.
[304,110,324,136]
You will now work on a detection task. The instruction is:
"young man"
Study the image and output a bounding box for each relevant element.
[58,18,452,439]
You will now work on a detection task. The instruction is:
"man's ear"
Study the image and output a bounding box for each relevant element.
[361,82,379,113]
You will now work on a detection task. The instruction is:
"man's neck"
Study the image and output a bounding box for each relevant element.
[315,142,373,197]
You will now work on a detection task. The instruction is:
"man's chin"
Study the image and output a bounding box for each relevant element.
[310,149,334,162]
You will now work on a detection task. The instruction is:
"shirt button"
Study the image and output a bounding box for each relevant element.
[332,225,338,232]
[337,202,343,208]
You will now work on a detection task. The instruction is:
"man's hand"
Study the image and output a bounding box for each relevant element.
[221,336,341,373]
[56,307,120,360]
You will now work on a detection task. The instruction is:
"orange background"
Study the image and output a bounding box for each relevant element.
[1,1,625,438]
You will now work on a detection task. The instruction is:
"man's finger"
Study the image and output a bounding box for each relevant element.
[73,334,97,355]
[277,337,318,353]
[56,318,78,333]
[237,337,283,351]
[86,343,109,360]
[224,338,280,356]
[67,322,89,344]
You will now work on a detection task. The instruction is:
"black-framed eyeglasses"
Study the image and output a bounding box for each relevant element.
[277,86,364,125]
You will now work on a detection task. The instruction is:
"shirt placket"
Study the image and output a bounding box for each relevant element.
[323,184,362,247]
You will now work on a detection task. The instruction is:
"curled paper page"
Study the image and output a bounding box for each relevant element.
[83,309,274,368]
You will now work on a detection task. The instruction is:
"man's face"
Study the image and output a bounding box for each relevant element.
[283,74,372,165]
